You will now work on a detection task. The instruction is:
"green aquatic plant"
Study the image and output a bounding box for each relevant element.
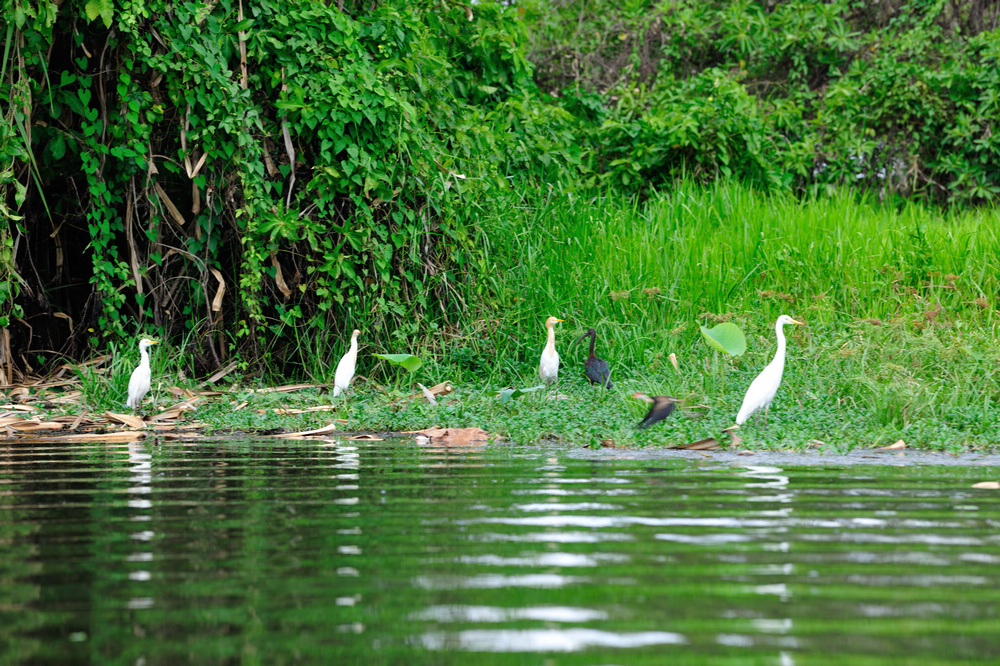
[700,322,747,356]
[372,353,424,373]
[494,384,546,407]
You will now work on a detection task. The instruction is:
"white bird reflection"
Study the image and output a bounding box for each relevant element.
[416,628,687,652]
[413,573,587,590]
[126,442,155,612]
[740,465,790,489]
[455,552,629,567]
[411,605,607,623]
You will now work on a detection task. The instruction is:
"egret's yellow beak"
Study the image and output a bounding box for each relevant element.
[789,319,804,326]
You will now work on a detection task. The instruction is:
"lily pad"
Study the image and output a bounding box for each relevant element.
[494,384,545,406]
[699,322,746,356]
[373,353,423,373]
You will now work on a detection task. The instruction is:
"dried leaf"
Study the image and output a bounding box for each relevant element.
[154,182,187,226]
[125,187,143,295]
[189,151,208,179]
[104,411,146,429]
[971,481,1000,490]
[271,253,291,300]
[417,383,437,405]
[149,397,204,422]
[210,268,226,312]
[414,426,495,446]
[52,311,74,333]
[425,381,455,397]
[273,422,339,438]
[68,412,89,431]
[248,384,322,394]
[7,419,65,432]
[16,431,147,444]
[880,440,907,450]
[349,434,384,441]
[672,438,720,450]
[46,390,83,404]
[201,362,238,385]
[668,352,679,372]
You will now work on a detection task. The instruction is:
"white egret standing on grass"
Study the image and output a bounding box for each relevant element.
[126,338,159,410]
[539,316,564,384]
[735,315,803,427]
[334,329,361,397]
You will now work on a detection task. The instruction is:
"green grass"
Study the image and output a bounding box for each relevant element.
[420,180,1000,449]
[59,181,1000,450]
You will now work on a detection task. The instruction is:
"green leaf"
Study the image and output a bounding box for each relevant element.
[373,353,422,373]
[85,0,114,27]
[494,384,545,406]
[699,322,747,356]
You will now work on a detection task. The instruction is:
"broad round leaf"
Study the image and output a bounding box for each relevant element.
[373,353,423,373]
[494,384,545,405]
[699,323,747,356]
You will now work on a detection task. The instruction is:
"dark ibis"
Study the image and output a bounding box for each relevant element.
[575,328,613,389]
[632,393,679,429]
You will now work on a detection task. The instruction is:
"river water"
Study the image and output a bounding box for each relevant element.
[1,437,998,664]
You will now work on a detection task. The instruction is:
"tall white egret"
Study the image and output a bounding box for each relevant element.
[333,329,360,397]
[736,315,803,427]
[539,316,563,384]
[126,338,159,410]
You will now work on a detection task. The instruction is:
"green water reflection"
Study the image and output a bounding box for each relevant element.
[1,439,998,664]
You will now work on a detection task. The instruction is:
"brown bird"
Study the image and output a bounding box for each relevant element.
[575,328,612,389]
[632,393,679,429]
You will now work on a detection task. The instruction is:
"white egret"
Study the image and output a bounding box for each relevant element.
[333,329,360,397]
[735,314,803,427]
[539,316,563,384]
[126,338,159,410]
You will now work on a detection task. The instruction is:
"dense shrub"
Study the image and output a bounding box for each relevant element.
[0,0,569,377]
[524,0,1000,203]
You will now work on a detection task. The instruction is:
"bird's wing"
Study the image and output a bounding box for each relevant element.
[737,363,782,421]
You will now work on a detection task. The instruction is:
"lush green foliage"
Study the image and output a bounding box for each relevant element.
[430,182,1000,447]
[524,0,1000,204]
[38,176,1000,451]
[3,0,999,455]
[2,0,562,377]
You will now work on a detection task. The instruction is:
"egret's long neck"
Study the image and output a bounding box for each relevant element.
[772,321,788,367]
[139,346,150,368]
[545,325,556,353]
[350,334,358,353]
